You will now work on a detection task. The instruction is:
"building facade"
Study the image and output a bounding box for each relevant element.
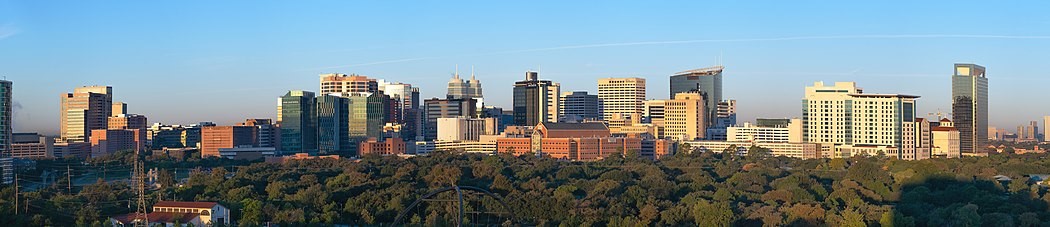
[60,86,112,142]
[802,81,920,158]
[423,98,477,141]
[316,94,350,155]
[279,90,317,154]
[932,118,961,158]
[598,77,645,120]
[664,92,706,141]
[669,66,723,130]
[9,133,53,159]
[512,71,560,126]
[319,73,378,95]
[559,91,602,122]
[200,126,256,158]
[359,137,407,155]
[951,63,988,154]
[436,117,498,142]
[727,118,803,143]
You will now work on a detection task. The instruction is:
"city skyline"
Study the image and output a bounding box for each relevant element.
[3,1,1050,134]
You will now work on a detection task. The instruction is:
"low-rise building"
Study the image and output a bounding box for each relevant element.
[110,201,230,227]
[931,118,961,158]
[9,133,53,158]
[218,146,276,160]
[90,129,146,157]
[359,137,407,156]
[53,141,90,159]
[683,140,821,159]
[496,122,670,161]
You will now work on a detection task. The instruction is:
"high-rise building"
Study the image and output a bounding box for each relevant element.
[316,94,349,155]
[902,118,932,160]
[347,93,388,145]
[0,80,9,184]
[112,102,127,116]
[1030,120,1039,141]
[670,66,723,130]
[1044,116,1050,142]
[664,92,706,141]
[598,78,645,120]
[513,71,560,126]
[423,98,477,141]
[707,99,738,140]
[446,67,484,99]
[951,63,988,154]
[378,80,421,141]
[200,126,256,158]
[802,81,920,158]
[60,86,113,142]
[279,90,317,154]
[108,114,147,130]
[932,118,961,158]
[319,73,378,96]
[559,91,602,122]
[436,117,498,141]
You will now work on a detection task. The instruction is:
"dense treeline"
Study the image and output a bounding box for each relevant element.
[4,147,1050,226]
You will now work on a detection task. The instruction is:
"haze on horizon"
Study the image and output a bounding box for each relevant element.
[1,1,1049,135]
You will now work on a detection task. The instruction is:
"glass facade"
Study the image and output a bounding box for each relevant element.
[316,95,349,155]
[280,90,317,154]
[951,64,988,154]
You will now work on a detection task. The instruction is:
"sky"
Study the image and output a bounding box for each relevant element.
[1,1,1049,136]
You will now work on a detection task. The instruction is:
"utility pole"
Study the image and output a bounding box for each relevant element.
[14,173,17,215]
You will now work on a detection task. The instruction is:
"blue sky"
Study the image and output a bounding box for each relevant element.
[1,1,1049,135]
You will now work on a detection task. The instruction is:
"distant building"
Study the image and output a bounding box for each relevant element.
[316,94,350,155]
[495,122,671,161]
[642,99,666,126]
[446,67,484,100]
[482,106,513,133]
[319,73,378,95]
[683,140,821,159]
[377,80,421,141]
[1045,116,1050,142]
[111,102,127,116]
[802,81,919,158]
[706,99,737,140]
[279,90,317,154]
[0,80,10,183]
[53,142,90,159]
[670,66,723,130]
[436,117,498,142]
[218,146,276,160]
[559,91,602,122]
[951,63,988,154]
[9,133,53,159]
[664,92,706,141]
[727,118,803,143]
[264,153,340,163]
[110,201,230,227]
[60,86,112,142]
[359,137,407,156]
[513,71,560,126]
[423,98,477,141]
[901,118,932,160]
[108,114,147,130]
[241,119,278,148]
[347,93,390,152]
[89,129,146,157]
[200,126,256,158]
[598,77,645,120]
[932,118,961,158]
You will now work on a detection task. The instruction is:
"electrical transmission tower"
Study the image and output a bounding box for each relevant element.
[133,152,149,227]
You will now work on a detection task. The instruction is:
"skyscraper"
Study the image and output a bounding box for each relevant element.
[951,63,988,154]
[347,93,389,151]
[447,66,484,100]
[378,80,421,141]
[423,98,478,141]
[670,66,723,132]
[319,73,379,96]
[513,71,560,126]
[60,86,113,142]
[316,94,349,155]
[1044,116,1050,142]
[279,90,317,154]
[559,91,602,122]
[0,81,10,184]
[598,78,645,120]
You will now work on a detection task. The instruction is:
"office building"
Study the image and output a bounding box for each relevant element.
[436,117,498,141]
[316,94,350,155]
[359,137,407,156]
[1030,120,1040,141]
[347,93,389,149]
[802,81,919,158]
[643,100,666,126]
[951,63,988,154]
[932,118,961,158]
[422,98,477,141]
[598,77,645,120]
[727,118,803,143]
[60,86,112,142]
[482,106,513,133]
[0,81,8,183]
[664,92,706,141]
[512,71,560,126]
[707,99,737,140]
[279,90,317,154]
[242,119,278,148]
[90,129,146,157]
[559,91,602,122]
[108,114,147,130]
[200,126,256,158]
[901,118,932,160]
[378,80,421,140]
[319,73,378,95]
[446,67,484,100]
[670,66,723,130]
[9,133,52,159]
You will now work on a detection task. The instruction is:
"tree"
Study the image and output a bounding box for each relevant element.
[692,199,734,227]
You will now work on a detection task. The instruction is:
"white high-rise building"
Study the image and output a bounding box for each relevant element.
[802,81,921,158]
[598,78,645,120]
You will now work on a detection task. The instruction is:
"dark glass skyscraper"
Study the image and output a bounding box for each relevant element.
[951,63,988,154]
[513,71,560,126]
[670,66,723,131]
[279,90,317,154]
[316,94,349,155]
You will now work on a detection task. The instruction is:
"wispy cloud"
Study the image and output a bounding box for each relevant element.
[0,23,19,40]
[314,34,1050,70]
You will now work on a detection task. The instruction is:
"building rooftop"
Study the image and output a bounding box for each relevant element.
[153,201,219,209]
[847,94,920,98]
[111,212,200,225]
[673,65,724,76]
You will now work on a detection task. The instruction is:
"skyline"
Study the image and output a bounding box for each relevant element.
[2,1,1050,134]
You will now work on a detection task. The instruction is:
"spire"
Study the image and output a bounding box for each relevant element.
[454,64,460,79]
[470,65,476,80]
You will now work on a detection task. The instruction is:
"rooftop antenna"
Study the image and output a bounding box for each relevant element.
[471,65,476,80]
[454,64,460,79]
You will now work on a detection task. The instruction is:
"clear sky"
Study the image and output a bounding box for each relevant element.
[1,1,1049,135]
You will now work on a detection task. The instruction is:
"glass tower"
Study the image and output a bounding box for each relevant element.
[316,94,349,155]
[669,66,723,132]
[280,90,317,154]
[951,63,988,154]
